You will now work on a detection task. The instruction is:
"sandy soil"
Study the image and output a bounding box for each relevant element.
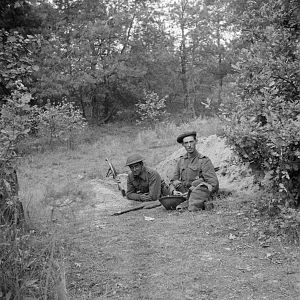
[57,179,300,300]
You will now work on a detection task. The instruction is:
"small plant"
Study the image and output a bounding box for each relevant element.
[0,82,35,160]
[135,90,169,124]
[37,99,86,149]
[0,80,35,226]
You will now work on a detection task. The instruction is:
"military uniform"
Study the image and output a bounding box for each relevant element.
[171,150,219,210]
[127,166,163,201]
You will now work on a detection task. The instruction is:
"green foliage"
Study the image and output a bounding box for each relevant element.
[0,29,39,97]
[37,100,86,149]
[223,0,300,206]
[0,29,39,161]
[35,0,174,122]
[0,83,37,164]
[135,90,169,124]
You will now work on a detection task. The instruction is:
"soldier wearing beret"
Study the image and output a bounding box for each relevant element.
[126,154,167,202]
[170,131,219,211]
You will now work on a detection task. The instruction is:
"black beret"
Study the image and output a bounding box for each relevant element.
[176,131,197,143]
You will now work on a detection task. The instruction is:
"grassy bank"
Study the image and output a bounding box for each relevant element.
[2,117,300,299]
[0,118,221,298]
[19,117,222,223]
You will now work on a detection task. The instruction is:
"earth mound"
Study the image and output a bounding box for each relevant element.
[155,135,256,193]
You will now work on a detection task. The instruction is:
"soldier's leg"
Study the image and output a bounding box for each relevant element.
[175,185,189,210]
[188,186,210,211]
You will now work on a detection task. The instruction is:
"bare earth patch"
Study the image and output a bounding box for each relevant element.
[57,179,300,300]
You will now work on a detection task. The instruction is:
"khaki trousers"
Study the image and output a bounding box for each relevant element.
[188,185,210,211]
[176,185,211,211]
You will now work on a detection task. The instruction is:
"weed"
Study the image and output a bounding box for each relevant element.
[251,192,300,245]
[0,223,67,299]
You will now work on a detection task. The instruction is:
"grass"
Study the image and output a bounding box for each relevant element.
[19,116,222,223]
[3,117,300,299]
[1,117,221,299]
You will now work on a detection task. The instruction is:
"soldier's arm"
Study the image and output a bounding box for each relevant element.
[171,160,181,182]
[126,176,142,201]
[148,171,162,201]
[201,157,219,192]
[169,160,181,193]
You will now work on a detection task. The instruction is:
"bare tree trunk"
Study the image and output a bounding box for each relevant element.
[189,74,197,119]
[180,20,189,110]
[216,15,223,108]
[179,0,195,118]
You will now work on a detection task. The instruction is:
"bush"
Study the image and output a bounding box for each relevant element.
[37,100,86,149]
[223,0,300,207]
[135,90,169,124]
[0,83,35,160]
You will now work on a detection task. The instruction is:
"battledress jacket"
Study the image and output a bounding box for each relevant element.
[126,166,162,201]
[171,150,219,193]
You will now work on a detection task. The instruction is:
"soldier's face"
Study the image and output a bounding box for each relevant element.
[129,162,143,176]
[182,136,197,154]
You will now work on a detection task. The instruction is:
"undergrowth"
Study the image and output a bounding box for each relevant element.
[0,224,66,299]
[4,117,300,298]
[249,191,300,246]
[11,119,222,298]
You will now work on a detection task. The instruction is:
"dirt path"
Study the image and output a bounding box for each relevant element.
[60,180,300,300]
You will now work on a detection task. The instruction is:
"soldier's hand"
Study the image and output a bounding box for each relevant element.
[199,182,213,192]
[172,180,182,188]
[173,190,183,196]
[140,194,152,202]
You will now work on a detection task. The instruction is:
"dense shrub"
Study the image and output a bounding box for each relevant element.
[223,0,300,206]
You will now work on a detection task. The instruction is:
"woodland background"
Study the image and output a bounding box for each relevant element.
[1,0,300,204]
[1,0,300,299]
[1,0,246,123]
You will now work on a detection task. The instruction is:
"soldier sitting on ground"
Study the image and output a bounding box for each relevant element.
[169,131,219,211]
[126,154,169,202]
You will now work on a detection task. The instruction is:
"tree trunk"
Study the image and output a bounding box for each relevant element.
[179,0,195,118]
[180,25,189,110]
[216,15,223,108]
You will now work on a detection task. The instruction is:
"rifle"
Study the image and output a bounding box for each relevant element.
[105,158,126,197]
[111,202,161,216]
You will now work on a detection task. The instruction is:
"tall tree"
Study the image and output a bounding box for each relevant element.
[167,0,234,117]
[35,0,173,123]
